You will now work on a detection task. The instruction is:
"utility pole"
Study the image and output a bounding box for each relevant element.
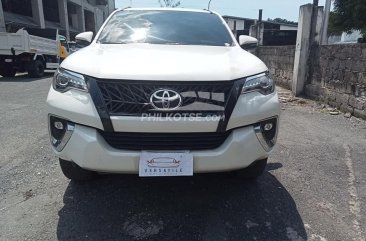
[258,9,263,22]
[321,0,331,45]
[249,9,264,44]
[257,9,263,45]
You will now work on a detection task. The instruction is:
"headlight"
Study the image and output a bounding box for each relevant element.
[241,73,274,95]
[53,68,88,92]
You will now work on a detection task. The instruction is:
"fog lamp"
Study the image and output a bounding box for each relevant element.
[264,123,273,131]
[254,117,278,151]
[48,115,74,152]
[54,121,64,130]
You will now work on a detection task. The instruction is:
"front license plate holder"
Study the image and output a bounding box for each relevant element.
[139,152,193,177]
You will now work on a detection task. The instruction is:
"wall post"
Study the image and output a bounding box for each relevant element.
[292,4,315,96]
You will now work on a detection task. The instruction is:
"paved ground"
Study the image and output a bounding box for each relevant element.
[0,75,365,241]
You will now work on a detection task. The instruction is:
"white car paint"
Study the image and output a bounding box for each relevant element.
[46,8,281,175]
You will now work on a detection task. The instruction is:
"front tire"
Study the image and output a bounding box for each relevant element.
[234,158,267,179]
[59,159,96,181]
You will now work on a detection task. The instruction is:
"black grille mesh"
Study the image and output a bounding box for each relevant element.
[96,80,234,116]
[99,130,232,150]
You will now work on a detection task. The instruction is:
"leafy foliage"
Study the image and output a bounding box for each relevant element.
[329,0,366,37]
[159,0,181,7]
[267,18,298,25]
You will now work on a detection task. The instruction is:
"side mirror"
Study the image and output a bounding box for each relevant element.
[239,35,258,50]
[75,31,94,43]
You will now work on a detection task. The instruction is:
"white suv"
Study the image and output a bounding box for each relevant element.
[46,8,280,181]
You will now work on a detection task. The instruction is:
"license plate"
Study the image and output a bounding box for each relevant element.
[139,152,193,177]
[5,59,12,63]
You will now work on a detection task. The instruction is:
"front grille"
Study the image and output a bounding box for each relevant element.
[96,80,234,116]
[99,130,232,151]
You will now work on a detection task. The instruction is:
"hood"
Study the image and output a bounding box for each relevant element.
[61,43,268,81]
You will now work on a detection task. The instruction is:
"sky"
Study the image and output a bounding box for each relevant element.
[115,0,327,22]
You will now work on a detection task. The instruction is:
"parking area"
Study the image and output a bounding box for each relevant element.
[0,75,365,241]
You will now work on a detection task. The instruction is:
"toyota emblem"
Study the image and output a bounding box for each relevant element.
[150,89,183,111]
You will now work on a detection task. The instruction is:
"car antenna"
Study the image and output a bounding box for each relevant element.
[203,8,213,14]
[208,0,213,10]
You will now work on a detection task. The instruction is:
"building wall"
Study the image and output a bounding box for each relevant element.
[328,30,362,44]
[256,45,296,89]
[0,0,113,39]
[225,18,245,31]
[95,7,104,31]
[107,0,115,16]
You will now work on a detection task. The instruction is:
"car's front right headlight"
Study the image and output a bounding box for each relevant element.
[53,68,88,93]
[241,72,274,95]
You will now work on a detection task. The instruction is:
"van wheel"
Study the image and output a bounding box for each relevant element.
[234,158,267,180]
[28,60,45,78]
[59,159,96,181]
[0,63,16,77]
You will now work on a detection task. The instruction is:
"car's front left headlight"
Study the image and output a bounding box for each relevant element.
[53,68,88,93]
[241,72,274,95]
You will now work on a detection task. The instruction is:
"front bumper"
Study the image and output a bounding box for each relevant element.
[55,124,271,173]
[47,80,280,173]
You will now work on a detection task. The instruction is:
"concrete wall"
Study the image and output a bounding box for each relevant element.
[256,46,296,89]
[305,44,366,119]
[257,43,366,119]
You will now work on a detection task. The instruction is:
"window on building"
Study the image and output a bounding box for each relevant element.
[84,10,95,32]
[2,0,32,17]
[42,0,60,22]
[67,3,79,29]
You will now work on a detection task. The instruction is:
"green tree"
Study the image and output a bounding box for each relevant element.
[329,0,366,38]
[267,18,297,25]
[159,0,181,7]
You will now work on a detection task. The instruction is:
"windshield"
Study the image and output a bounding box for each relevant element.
[97,10,234,46]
